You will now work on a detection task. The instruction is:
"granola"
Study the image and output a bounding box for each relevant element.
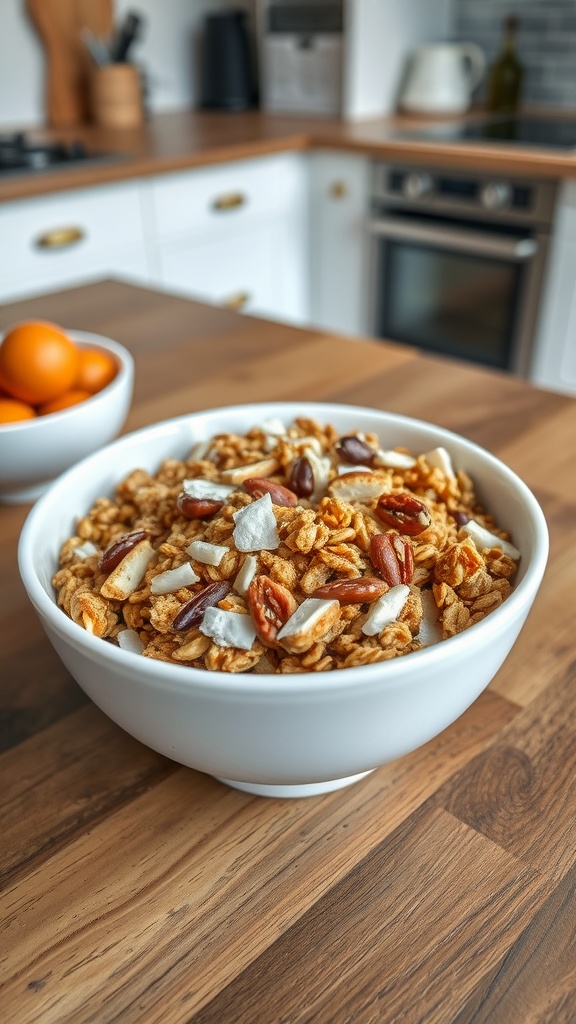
[52,417,520,674]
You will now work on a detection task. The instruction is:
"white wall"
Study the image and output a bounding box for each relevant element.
[344,0,454,119]
[0,0,255,130]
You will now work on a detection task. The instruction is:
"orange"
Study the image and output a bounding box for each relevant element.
[0,321,80,405]
[75,347,117,393]
[0,397,37,423]
[39,388,92,415]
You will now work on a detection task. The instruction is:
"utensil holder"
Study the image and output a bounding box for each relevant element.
[91,64,143,128]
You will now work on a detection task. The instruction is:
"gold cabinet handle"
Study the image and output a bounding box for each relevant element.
[222,291,250,311]
[35,226,86,250]
[329,181,348,200]
[212,192,246,212]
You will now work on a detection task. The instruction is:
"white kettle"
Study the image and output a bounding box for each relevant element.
[399,42,486,115]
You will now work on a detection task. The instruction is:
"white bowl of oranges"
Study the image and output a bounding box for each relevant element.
[0,321,133,504]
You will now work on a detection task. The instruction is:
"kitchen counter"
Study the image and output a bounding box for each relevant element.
[2,107,576,203]
[2,280,576,1023]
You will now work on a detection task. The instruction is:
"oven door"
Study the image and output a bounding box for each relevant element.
[369,215,547,372]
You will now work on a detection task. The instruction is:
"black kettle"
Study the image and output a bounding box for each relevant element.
[200,9,254,111]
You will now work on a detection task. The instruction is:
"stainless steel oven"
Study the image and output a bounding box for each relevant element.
[368,164,558,374]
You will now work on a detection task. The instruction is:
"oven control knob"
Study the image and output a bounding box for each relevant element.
[481,181,513,210]
[403,171,433,200]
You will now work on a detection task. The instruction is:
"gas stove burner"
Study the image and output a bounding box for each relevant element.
[0,132,121,176]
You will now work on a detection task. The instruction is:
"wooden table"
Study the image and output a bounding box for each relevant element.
[2,281,576,1023]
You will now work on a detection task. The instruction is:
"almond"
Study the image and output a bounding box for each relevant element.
[311,577,389,603]
[375,493,432,535]
[247,575,297,646]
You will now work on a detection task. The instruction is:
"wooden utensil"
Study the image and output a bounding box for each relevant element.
[27,0,114,127]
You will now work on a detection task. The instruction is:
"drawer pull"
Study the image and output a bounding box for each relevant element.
[212,192,246,212]
[222,291,250,311]
[35,226,86,250]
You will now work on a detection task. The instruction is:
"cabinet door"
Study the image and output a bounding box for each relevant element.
[148,153,309,324]
[156,222,278,317]
[308,151,370,335]
[0,181,152,302]
[531,181,576,395]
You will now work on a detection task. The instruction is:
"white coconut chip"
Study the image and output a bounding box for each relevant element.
[117,629,145,655]
[337,464,373,475]
[423,446,456,478]
[232,493,280,552]
[416,589,444,648]
[199,607,257,650]
[100,540,155,601]
[186,540,229,566]
[329,471,389,502]
[361,585,410,636]
[150,562,200,595]
[462,520,521,560]
[374,449,417,470]
[302,447,332,501]
[74,540,99,560]
[234,554,258,596]
[182,478,236,501]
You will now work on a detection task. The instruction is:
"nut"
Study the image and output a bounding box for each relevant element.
[172,580,232,632]
[375,493,432,536]
[243,478,298,507]
[335,435,376,465]
[98,530,147,573]
[370,533,414,586]
[247,574,297,645]
[177,493,223,519]
[311,577,389,603]
[288,455,314,498]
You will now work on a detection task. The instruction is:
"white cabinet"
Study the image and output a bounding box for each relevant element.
[0,181,154,303]
[146,152,309,323]
[531,181,576,396]
[308,150,370,336]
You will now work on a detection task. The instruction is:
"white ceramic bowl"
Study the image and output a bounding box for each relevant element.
[0,329,133,504]
[18,402,548,798]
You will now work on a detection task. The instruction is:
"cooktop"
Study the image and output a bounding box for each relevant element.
[0,132,124,176]
[395,115,576,150]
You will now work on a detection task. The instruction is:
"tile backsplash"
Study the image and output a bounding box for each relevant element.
[454,0,576,108]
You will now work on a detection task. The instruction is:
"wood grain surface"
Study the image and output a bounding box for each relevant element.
[2,106,576,205]
[1,281,576,1024]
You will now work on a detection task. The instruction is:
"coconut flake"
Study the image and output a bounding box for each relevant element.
[374,449,417,470]
[337,464,373,475]
[186,540,229,566]
[74,540,99,560]
[182,478,236,501]
[199,607,257,650]
[100,540,155,601]
[423,446,456,478]
[232,493,279,552]
[462,520,520,560]
[329,471,389,503]
[117,629,145,654]
[361,585,410,636]
[416,589,444,648]
[302,447,331,501]
[276,598,338,642]
[234,554,258,595]
[150,562,200,595]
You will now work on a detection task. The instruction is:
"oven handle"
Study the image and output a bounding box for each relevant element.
[369,217,538,261]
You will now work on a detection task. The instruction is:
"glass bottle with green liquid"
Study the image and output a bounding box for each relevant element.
[486,15,524,112]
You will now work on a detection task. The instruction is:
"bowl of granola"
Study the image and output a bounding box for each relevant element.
[18,402,548,797]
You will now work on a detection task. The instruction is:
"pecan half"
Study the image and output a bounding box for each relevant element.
[288,455,314,498]
[375,493,432,536]
[98,530,147,572]
[335,435,376,466]
[243,478,298,507]
[370,533,414,586]
[311,577,389,603]
[172,580,232,632]
[246,574,297,646]
[177,493,223,519]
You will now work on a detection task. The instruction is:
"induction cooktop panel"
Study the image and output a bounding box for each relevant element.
[395,115,576,150]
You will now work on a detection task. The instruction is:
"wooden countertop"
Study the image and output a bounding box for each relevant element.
[1,280,576,1022]
[2,107,576,203]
